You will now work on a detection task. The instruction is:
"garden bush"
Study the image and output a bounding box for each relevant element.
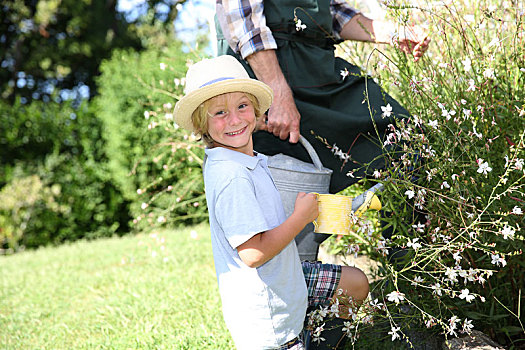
[313,0,524,348]
[95,44,207,231]
[0,100,130,251]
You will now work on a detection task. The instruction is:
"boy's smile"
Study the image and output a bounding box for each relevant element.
[207,92,257,156]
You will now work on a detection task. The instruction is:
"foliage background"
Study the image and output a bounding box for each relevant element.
[1,0,523,348]
[327,0,524,348]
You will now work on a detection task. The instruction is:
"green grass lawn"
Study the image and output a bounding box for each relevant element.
[0,223,234,349]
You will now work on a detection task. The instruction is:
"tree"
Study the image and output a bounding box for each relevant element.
[0,0,142,104]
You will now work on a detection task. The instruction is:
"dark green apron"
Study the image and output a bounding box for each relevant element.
[216,0,409,193]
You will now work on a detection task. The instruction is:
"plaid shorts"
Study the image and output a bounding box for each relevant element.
[278,262,341,349]
[302,261,342,308]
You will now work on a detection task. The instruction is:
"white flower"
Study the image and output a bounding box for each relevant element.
[141,202,148,210]
[515,158,524,170]
[405,190,415,199]
[388,326,401,341]
[329,301,340,318]
[441,181,450,189]
[412,223,425,233]
[331,144,350,161]
[428,119,438,129]
[425,318,437,328]
[144,111,150,119]
[413,115,423,127]
[342,321,354,335]
[407,237,422,250]
[466,79,476,92]
[411,275,425,286]
[432,283,443,296]
[463,319,474,333]
[491,254,507,267]
[442,109,456,120]
[477,159,492,175]
[295,18,306,31]
[462,57,472,72]
[445,267,458,283]
[159,63,167,70]
[340,68,349,80]
[463,108,472,118]
[386,291,405,304]
[483,68,495,79]
[512,206,523,215]
[500,225,515,240]
[473,126,482,139]
[311,324,325,344]
[448,316,460,336]
[381,103,393,118]
[458,289,475,302]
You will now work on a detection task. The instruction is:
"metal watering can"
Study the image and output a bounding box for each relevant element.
[267,136,384,261]
[267,136,332,261]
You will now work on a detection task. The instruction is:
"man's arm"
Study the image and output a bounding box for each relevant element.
[340,13,430,61]
[217,0,301,143]
[246,50,301,143]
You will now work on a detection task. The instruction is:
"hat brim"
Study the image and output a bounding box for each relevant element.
[174,79,273,133]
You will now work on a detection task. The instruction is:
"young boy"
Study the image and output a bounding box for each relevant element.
[174,55,369,350]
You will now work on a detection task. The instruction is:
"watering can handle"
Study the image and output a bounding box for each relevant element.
[299,135,325,171]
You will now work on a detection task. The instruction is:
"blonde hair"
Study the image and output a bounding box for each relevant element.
[191,92,264,147]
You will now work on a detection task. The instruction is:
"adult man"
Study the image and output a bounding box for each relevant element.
[215,0,429,194]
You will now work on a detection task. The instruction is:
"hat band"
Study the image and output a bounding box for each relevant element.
[199,77,234,88]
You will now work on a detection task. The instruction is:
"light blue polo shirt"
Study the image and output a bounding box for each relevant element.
[204,147,307,350]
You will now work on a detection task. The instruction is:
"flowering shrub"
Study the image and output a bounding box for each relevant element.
[95,45,207,231]
[320,0,524,347]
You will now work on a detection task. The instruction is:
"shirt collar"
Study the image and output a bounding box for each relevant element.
[205,147,266,170]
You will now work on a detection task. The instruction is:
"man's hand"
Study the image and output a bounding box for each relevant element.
[340,14,430,62]
[394,26,430,62]
[247,50,301,143]
[257,80,301,143]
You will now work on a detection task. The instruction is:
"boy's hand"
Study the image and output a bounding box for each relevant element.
[294,192,319,224]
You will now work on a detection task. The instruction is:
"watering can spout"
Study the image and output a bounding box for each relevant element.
[352,183,384,217]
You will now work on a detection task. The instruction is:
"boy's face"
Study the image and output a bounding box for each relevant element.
[207,92,257,156]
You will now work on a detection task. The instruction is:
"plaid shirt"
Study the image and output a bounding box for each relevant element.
[216,0,359,59]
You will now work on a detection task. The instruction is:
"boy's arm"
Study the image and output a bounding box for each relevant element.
[237,192,318,268]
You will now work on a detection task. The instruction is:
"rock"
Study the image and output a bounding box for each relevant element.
[443,330,505,350]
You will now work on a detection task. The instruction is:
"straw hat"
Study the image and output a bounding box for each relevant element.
[174,55,273,133]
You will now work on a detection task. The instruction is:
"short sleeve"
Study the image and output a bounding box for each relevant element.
[215,176,271,249]
[216,0,278,58]
[330,0,359,36]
